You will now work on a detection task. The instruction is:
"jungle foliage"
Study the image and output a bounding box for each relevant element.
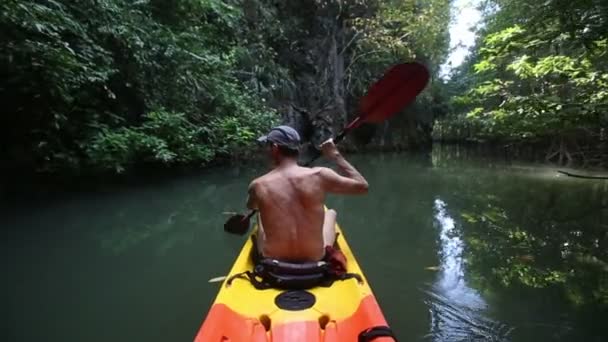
[1,0,277,175]
[436,0,608,167]
[1,0,452,176]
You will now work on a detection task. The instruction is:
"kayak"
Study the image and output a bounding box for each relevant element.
[193,221,396,341]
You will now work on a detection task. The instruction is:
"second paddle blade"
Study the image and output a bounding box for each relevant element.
[359,62,430,124]
[224,214,250,235]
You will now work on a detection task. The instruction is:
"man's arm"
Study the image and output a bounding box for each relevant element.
[318,139,369,194]
[246,181,258,209]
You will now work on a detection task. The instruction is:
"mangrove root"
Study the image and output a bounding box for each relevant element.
[557,170,608,180]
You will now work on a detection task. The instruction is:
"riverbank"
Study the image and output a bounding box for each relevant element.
[4,142,607,202]
[0,144,268,199]
[432,140,608,172]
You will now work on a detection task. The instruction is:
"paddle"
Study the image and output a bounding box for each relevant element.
[208,276,227,283]
[223,62,430,235]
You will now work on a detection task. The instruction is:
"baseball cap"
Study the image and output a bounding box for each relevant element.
[257,125,301,149]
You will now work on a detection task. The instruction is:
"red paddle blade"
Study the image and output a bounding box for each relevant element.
[355,62,430,128]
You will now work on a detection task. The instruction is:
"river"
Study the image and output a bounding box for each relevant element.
[3,145,608,341]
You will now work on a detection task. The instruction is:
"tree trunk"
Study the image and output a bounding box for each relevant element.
[272,1,431,153]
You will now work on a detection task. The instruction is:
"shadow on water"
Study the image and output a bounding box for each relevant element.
[424,199,512,342]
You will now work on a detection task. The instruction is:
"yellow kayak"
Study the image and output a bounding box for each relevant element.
[194,222,396,341]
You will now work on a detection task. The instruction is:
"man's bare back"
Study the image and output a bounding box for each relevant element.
[249,166,326,260]
[248,136,368,262]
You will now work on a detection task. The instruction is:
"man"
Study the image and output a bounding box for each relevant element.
[247,125,369,262]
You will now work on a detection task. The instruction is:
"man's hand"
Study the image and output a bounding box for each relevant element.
[317,138,369,195]
[320,138,340,160]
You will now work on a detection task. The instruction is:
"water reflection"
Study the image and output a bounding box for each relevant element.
[4,152,606,342]
[426,199,512,341]
[93,174,253,256]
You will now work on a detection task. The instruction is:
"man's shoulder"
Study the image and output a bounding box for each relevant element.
[310,166,333,177]
[304,166,327,174]
[290,166,326,179]
[249,172,275,188]
[253,167,324,185]
[248,176,263,189]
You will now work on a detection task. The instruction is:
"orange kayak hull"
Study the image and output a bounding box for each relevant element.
[194,223,394,341]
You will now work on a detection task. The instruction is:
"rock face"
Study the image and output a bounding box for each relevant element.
[251,1,434,152]
[273,3,347,149]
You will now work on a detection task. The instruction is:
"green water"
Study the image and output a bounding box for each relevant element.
[3,146,608,341]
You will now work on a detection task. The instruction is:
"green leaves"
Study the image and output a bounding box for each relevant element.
[1,0,452,174]
[1,0,278,175]
[483,25,525,48]
[474,59,497,73]
[466,107,484,119]
[86,110,214,172]
[438,0,608,159]
[507,55,533,78]
[86,105,276,173]
[345,0,450,96]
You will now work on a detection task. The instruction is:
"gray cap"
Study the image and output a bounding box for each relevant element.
[257,125,301,149]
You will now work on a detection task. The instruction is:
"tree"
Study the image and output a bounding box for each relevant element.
[0,0,276,175]
[437,0,608,167]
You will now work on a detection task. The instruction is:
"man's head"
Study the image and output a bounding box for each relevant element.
[257,125,300,165]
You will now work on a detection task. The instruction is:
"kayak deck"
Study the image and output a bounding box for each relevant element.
[194,223,394,341]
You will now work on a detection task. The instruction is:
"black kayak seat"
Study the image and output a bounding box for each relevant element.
[258,258,329,275]
[226,234,361,290]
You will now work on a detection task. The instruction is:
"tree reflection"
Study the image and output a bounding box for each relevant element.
[427,198,512,341]
[95,165,261,256]
[460,190,607,308]
[434,146,608,309]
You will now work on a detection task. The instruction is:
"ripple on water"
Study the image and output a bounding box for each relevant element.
[424,199,513,342]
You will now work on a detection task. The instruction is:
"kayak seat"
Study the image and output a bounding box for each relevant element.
[251,258,332,290]
[226,235,362,290]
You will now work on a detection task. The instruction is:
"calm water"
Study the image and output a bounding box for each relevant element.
[3,146,608,341]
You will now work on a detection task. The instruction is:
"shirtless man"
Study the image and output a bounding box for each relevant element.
[247,125,368,262]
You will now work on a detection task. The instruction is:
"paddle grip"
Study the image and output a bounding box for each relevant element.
[303,127,350,167]
[245,209,257,221]
[333,129,348,144]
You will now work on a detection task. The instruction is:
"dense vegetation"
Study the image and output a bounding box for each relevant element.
[436,0,608,168]
[1,0,276,176]
[1,0,451,178]
[3,0,606,171]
